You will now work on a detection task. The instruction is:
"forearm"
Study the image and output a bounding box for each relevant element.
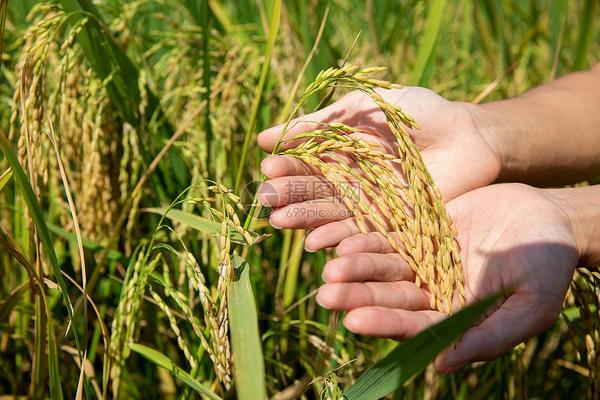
[471,64,600,186]
[548,185,600,266]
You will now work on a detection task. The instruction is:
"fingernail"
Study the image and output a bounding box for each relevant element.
[269,214,282,229]
[270,220,282,229]
[304,244,316,253]
[438,354,465,373]
[443,362,465,373]
[260,156,271,171]
[315,288,328,308]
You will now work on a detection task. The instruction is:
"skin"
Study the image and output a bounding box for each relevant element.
[255,65,600,371]
[257,65,600,250]
[257,87,501,250]
[475,63,600,185]
[318,183,583,372]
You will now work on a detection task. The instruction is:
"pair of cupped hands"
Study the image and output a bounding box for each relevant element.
[256,88,578,372]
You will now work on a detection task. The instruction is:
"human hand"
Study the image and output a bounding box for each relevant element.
[257,87,501,250]
[314,183,579,372]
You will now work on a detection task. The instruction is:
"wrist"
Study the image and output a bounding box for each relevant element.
[461,102,511,183]
[546,186,600,266]
[455,102,505,184]
[464,98,551,184]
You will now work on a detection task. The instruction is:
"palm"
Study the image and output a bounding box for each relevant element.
[316,184,578,371]
[449,184,576,309]
[257,88,500,250]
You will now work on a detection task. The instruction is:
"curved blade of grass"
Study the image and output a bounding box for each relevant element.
[0,209,126,263]
[549,0,567,68]
[0,280,28,322]
[314,31,361,111]
[234,0,281,191]
[229,256,266,400]
[0,0,6,77]
[276,6,329,123]
[0,168,12,191]
[33,297,45,398]
[480,0,509,75]
[129,343,222,400]
[573,0,595,71]
[143,207,248,243]
[0,130,81,349]
[46,297,63,400]
[201,0,213,180]
[344,292,502,400]
[208,0,233,33]
[47,223,126,263]
[410,0,447,86]
[0,219,62,398]
[145,207,221,232]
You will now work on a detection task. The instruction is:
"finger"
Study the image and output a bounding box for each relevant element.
[322,253,414,283]
[260,155,321,178]
[336,232,396,255]
[343,306,445,339]
[269,198,354,229]
[306,215,396,252]
[305,218,364,251]
[316,281,429,311]
[257,176,335,207]
[434,294,556,373]
[257,100,346,152]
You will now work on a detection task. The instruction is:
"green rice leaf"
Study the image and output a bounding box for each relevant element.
[549,0,567,67]
[573,0,595,71]
[0,130,81,349]
[0,167,12,191]
[0,281,28,323]
[208,0,233,33]
[228,256,266,400]
[234,0,282,191]
[46,303,63,400]
[47,222,126,263]
[0,0,7,77]
[129,343,222,400]
[410,0,447,86]
[344,293,502,400]
[145,207,221,231]
[144,207,248,243]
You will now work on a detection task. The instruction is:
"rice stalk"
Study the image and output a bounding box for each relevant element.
[182,250,232,390]
[569,269,600,398]
[149,287,198,370]
[148,183,257,392]
[109,249,162,397]
[10,4,124,243]
[320,373,344,400]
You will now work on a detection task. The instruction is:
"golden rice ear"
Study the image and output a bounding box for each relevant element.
[276,66,465,314]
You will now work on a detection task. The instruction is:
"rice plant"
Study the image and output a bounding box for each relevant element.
[0,0,599,399]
